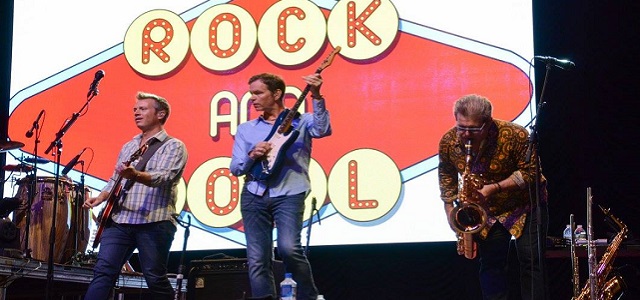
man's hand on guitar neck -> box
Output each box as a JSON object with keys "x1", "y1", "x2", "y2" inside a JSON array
[
  {"x1": 249, "y1": 141, "x2": 273, "y2": 160},
  {"x1": 302, "y1": 73, "x2": 323, "y2": 99},
  {"x1": 119, "y1": 165, "x2": 149, "y2": 185}
]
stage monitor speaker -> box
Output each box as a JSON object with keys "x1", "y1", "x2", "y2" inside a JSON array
[
  {"x1": 187, "y1": 258, "x2": 284, "y2": 300},
  {"x1": 0, "y1": 218, "x2": 20, "y2": 250}
]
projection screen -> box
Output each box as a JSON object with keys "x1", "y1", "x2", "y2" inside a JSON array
[{"x1": 6, "y1": 0, "x2": 536, "y2": 253}]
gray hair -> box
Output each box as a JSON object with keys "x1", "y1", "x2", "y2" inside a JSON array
[{"x1": 453, "y1": 94, "x2": 492, "y2": 122}]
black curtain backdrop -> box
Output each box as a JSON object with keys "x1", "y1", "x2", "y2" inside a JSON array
[
  {"x1": 2, "y1": 1, "x2": 639, "y2": 299},
  {"x1": 534, "y1": 1, "x2": 640, "y2": 241}
]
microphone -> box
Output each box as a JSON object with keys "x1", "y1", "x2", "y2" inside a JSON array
[
  {"x1": 534, "y1": 56, "x2": 575, "y2": 70},
  {"x1": 62, "y1": 147, "x2": 87, "y2": 175},
  {"x1": 25, "y1": 109, "x2": 45, "y2": 138},
  {"x1": 87, "y1": 70, "x2": 105, "y2": 97}
]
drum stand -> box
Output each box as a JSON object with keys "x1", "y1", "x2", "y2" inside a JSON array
[{"x1": 70, "y1": 170, "x2": 87, "y2": 266}]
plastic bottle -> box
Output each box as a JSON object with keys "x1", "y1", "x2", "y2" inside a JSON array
[
  {"x1": 574, "y1": 224, "x2": 587, "y2": 241},
  {"x1": 563, "y1": 224, "x2": 573, "y2": 244},
  {"x1": 280, "y1": 273, "x2": 297, "y2": 300},
  {"x1": 317, "y1": 295, "x2": 326, "y2": 300}
]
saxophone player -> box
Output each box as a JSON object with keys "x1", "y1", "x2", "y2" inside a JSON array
[{"x1": 438, "y1": 94, "x2": 549, "y2": 300}]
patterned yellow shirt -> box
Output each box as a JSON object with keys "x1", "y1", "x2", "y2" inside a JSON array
[{"x1": 438, "y1": 119, "x2": 547, "y2": 239}]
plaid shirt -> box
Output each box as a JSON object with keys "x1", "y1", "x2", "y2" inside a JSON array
[{"x1": 103, "y1": 130, "x2": 187, "y2": 225}]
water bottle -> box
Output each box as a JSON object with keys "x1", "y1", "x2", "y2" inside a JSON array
[
  {"x1": 574, "y1": 225, "x2": 587, "y2": 241},
  {"x1": 563, "y1": 224, "x2": 572, "y2": 245},
  {"x1": 280, "y1": 273, "x2": 297, "y2": 300}
]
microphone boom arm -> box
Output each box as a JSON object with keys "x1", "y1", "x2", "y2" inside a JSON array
[
  {"x1": 45, "y1": 70, "x2": 103, "y2": 155},
  {"x1": 45, "y1": 112, "x2": 80, "y2": 155}
]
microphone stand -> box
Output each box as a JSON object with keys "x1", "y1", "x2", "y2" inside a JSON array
[
  {"x1": 586, "y1": 188, "x2": 597, "y2": 299},
  {"x1": 23, "y1": 115, "x2": 43, "y2": 259},
  {"x1": 44, "y1": 141, "x2": 62, "y2": 300},
  {"x1": 304, "y1": 197, "x2": 320, "y2": 257},
  {"x1": 44, "y1": 91, "x2": 98, "y2": 300},
  {"x1": 173, "y1": 214, "x2": 191, "y2": 300},
  {"x1": 525, "y1": 62, "x2": 552, "y2": 299}
]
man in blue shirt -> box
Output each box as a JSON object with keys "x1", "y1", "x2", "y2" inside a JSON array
[
  {"x1": 83, "y1": 92, "x2": 187, "y2": 300},
  {"x1": 230, "y1": 73, "x2": 331, "y2": 300}
]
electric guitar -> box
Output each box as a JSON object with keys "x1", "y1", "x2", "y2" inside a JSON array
[
  {"x1": 250, "y1": 46, "x2": 341, "y2": 181},
  {"x1": 92, "y1": 143, "x2": 148, "y2": 248}
]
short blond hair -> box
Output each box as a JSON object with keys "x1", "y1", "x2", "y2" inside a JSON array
[{"x1": 137, "y1": 92, "x2": 170, "y2": 124}]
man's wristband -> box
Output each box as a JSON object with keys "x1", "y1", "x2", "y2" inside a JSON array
[
  {"x1": 495, "y1": 182, "x2": 502, "y2": 193},
  {"x1": 311, "y1": 94, "x2": 324, "y2": 99}
]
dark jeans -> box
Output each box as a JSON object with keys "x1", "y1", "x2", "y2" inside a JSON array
[
  {"x1": 241, "y1": 190, "x2": 318, "y2": 300},
  {"x1": 478, "y1": 206, "x2": 549, "y2": 300},
  {"x1": 84, "y1": 221, "x2": 176, "y2": 300}
]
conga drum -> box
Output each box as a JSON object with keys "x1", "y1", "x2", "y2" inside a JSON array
[
  {"x1": 13, "y1": 176, "x2": 73, "y2": 263},
  {"x1": 64, "y1": 185, "x2": 91, "y2": 262}
]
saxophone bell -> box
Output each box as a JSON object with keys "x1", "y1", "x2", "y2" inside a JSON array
[
  {"x1": 450, "y1": 202, "x2": 488, "y2": 234},
  {"x1": 449, "y1": 139, "x2": 488, "y2": 260},
  {"x1": 601, "y1": 275, "x2": 626, "y2": 300}
]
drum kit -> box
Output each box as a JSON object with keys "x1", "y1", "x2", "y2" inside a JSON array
[{"x1": 1, "y1": 140, "x2": 91, "y2": 265}]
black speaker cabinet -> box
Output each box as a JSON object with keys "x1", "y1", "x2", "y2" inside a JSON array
[
  {"x1": 187, "y1": 258, "x2": 284, "y2": 300},
  {"x1": 0, "y1": 218, "x2": 20, "y2": 251}
]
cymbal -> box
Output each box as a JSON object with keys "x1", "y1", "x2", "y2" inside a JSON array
[
  {"x1": 3, "y1": 164, "x2": 33, "y2": 172},
  {"x1": 0, "y1": 141, "x2": 25, "y2": 152},
  {"x1": 22, "y1": 157, "x2": 50, "y2": 164}
]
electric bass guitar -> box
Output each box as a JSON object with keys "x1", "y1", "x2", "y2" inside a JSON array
[
  {"x1": 92, "y1": 143, "x2": 149, "y2": 248},
  {"x1": 250, "y1": 46, "x2": 341, "y2": 181}
]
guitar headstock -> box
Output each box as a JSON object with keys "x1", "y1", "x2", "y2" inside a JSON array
[{"x1": 316, "y1": 46, "x2": 342, "y2": 73}]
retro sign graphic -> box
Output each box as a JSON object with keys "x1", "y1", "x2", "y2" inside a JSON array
[{"x1": 7, "y1": 0, "x2": 535, "y2": 250}]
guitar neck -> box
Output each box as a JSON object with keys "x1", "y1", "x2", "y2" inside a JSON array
[
  {"x1": 103, "y1": 153, "x2": 139, "y2": 205},
  {"x1": 278, "y1": 66, "x2": 326, "y2": 133},
  {"x1": 108, "y1": 175, "x2": 125, "y2": 198},
  {"x1": 278, "y1": 86, "x2": 310, "y2": 133}
]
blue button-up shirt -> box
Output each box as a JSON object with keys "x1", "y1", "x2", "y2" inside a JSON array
[{"x1": 230, "y1": 99, "x2": 331, "y2": 196}]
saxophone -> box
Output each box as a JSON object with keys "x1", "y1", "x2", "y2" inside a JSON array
[
  {"x1": 450, "y1": 140, "x2": 487, "y2": 259},
  {"x1": 573, "y1": 205, "x2": 628, "y2": 300}
]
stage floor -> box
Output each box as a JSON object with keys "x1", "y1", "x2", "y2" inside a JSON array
[{"x1": 0, "y1": 255, "x2": 187, "y2": 299}]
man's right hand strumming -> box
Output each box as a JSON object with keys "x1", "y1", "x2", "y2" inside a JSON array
[
  {"x1": 83, "y1": 192, "x2": 109, "y2": 208},
  {"x1": 249, "y1": 142, "x2": 272, "y2": 160}
]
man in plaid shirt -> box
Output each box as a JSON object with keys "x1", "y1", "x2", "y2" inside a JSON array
[{"x1": 84, "y1": 92, "x2": 187, "y2": 300}]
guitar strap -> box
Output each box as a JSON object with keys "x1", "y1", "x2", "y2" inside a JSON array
[{"x1": 121, "y1": 136, "x2": 173, "y2": 196}]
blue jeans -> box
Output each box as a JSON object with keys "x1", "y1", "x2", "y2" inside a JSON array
[
  {"x1": 241, "y1": 190, "x2": 319, "y2": 300},
  {"x1": 84, "y1": 221, "x2": 176, "y2": 300},
  {"x1": 478, "y1": 206, "x2": 549, "y2": 300}
]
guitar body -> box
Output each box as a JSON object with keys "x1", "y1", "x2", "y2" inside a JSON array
[
  {"x1": 250, "y1": 109, "x2": 300, "y2": 181},
  {"x1": 92, "y1": 185, "x2": 122, "y2": 248},
  {"x1": 92, "y1": 143, "x2": 148, "y2": 249}
]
